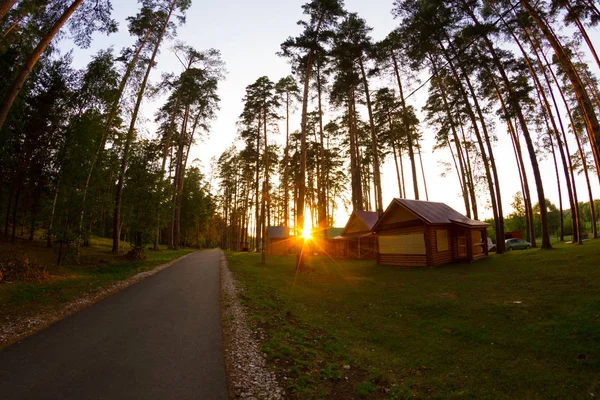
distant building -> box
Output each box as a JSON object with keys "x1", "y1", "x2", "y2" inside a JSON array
[
  {"x1": 330, "y1": 210, "x2": 379, "y2": 259},
  {"x1": 266, "y1": 226, "x2": 293, "y2": 256},
  {"x1": 373, "y1": 199, "x2": 490, "y2": 267}
]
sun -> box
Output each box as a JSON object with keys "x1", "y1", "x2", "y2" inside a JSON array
[{"x1": 302, "y1": 216, "x2": 312, "y2": 240}]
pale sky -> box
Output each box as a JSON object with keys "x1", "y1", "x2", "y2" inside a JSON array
[{"x1": 64, "y1": 0, "x2": 600, "y2": 227}]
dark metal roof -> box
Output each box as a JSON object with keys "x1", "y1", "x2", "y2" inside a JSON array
[
  {"x1": 267, "y1": 226, "x2": 289, "y2": 239},
  {"x1": 341, "y1": 210, "x2": 380, "y2": 236},
  {"x1": 395, "y1": 199, "x2": 489, "y2": 226},
  {"x1": 373, "y1": 199, "x2": 489, "y2": 230},
  {"x1": 354, "y1": 210, "x2": 379, "y2": 230}
]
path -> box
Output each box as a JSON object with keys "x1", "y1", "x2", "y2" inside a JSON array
[{"x1": 0, "y1": 249, "x2": 228, "y2": 400}]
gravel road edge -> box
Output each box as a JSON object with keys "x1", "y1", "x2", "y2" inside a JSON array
[{"x1": 220, "y1": 252, "x2": 284, "y2": 400}]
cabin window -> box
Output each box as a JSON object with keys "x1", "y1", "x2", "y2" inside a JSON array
[
  {"x1": 472, "y1": 229, "x2": 485, "y2": 255},
  {"x1": 436, "y1": 229, "x2": 449, "y2": 252},
  {"x1": 379, "y1": 234, "x2": 426, "y2": 255}
]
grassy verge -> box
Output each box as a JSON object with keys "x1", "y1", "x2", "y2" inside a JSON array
[
  {"x1": 226, "y1": 240, "x2": 600, "y2": 399},
  {"x1": 0, "y1": 237, "x2": 193, "y2": 340}
]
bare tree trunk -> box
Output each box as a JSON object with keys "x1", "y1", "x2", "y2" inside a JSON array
[
  {"x1": 458, "y1": 122, "x2": 478, "y2": 220},
  {"x1": 113, "y1": 0, "x2": 178, "y2": 253},
  {"x1": 82, "y1": 31, "x2": 150, "y2": 246},
  {"x1": 261, "y1": 107, "x2": 269, "y2": 264},
  {"x1": 316, "y1": 64, "x2": 327, "y2": 229},
  {"x1": 442, "y1": 34, "x2": 506, "y2": 252},
  {"x1": 520, "y1": 0, "x2": 600, "y2": 180},
  {"x1": 389, "y1": 122, "x2": 403, "y2": 197},
  {"x1": 283, "y1": 92, "x2": 290, "y2": 228},
  {"x1": 524, "y1": 32, "x2": 581, "y2": 243},
  {"x1": 0, "y1": 0, "x2": 18, "y2": 21},
  {"x1": 154, "y1": 53, "x2": 189, "y2": 250},
  {"x1": 417, "y1": 143, "x2": 428, "y2": 201},
  {"x1": 171, "y1": 104, "x2": 190, "y2": 249},
  {"x1": 432, "y1": 53, "x2": 500, "y2": 235},
  {"x1": 358, "y1": 55, "x2": 383, "y2": 215},
  {"x1": 391, "y1": 51, "x2": 419, "y2": 199},
  {"x1": 571, "y1": 11, "x2": 600, "y2": 72},
  {"x1": 348, "y1": 89, "x2": 363, "y2": 210},
  {"x1": 432, "y1": 80, "x2": 470, "y2": 216},
  {"x1": 255, "y1": 118, "x2": 261, "y2": 252},
  {"x1": 47, "y1": 174, "x2": 61, "y2": 247},
  {"x1": 0, "y1": 0, "x2": 83, "y2": 131},
  {"x1": 447, "y1": 136, "x2": 470, "y2": 218},
  {"x1": 399, "y1": 146, "x2": 407, "y2": 198}
]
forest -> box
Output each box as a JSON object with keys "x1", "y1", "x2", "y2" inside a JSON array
[
  {"x1": 0, "y1": 0, "x2": 599, "y2": 265},
  {"x1": 216, "y1": 0, "x2": 600, "y2": 256},
  {"x1": 0, "y1": 0, "x2": 223, "y2": 264}
]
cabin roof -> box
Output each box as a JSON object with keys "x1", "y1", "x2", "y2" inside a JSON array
[
  {"x1": 267, "y1": 226, "x2": 289, "y2": 239},
  {"x1": 354, "y1": 210, "x2": 379, "y2": 230},
  {"x1": 373, "y1": 199, "x2": 489, "y2": 231},
  {"x1": 341, "y1": 210, "x2": 379, "y2": 236}
]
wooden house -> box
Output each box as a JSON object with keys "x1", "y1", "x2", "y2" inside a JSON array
[
  {"x1": 266, "y1": 226, "x2": 293, "y2": 255},
  {"x1": 372, "y1": 199, "x2": 490, "y2": 267},
  {"x1": 330, "y1": 210, "x2": 379, "y2": 259}
]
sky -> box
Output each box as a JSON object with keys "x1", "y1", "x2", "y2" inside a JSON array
[{"x1": 64, "y1": 0, "x2": 600, "y2": 228}]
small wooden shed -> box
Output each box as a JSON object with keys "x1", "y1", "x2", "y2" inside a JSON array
[
  {"x1": 331, "y1": 210, "x2": 379, "y2": 259},
  {"x1": 266, "y1": 226, "x2": 293, "y2": 255},
  {"x1": 372, "y1": 199, "x2": 489, "y2": 267}
]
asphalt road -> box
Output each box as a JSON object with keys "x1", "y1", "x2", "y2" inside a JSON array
[{"x1": 0, "y1": 249, "x2": 228, "y2": 400}]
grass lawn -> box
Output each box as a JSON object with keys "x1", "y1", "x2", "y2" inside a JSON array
[
  {"x1": 0, "y1": 236, "x2": 193, "y2": 345},
  {"x1": 226, "y1": 240, "x2": 600, "y2": 399}
]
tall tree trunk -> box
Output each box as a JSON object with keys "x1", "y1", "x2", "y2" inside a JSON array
[
  {"x1": 113, "y1": 0, "x2": 178, "y2": 253},
  {"x1": 296, "y1": 12, "x2": 326, "y2": 269},
  {"x1": 441, "y1": 32, "x2": 506, "y2": 251},
  {"x1": 571, "y1": 10, "x2": 600, "y2": 72},
  {"x1": 316, "y1": 64, "x2": 327, "y2": 229},
  {"x1": 399, "y1": 145, "x2": 407, "y2": 198},
  {"x1": 389, "y1": 114, "x2": 403, "y2": 197},
  {"x1": 0, "y1": 0, "x2": 83, "y2": 131},
  {"x1": 391, "y1": 51, "x2": 419, "y2": 199},
  {"x1": 417, "y1": 143, "x2": 429, "y2": 201},
  {"x1": 261, "y1": 106, "x2": 269, "y2": 264},
  {"x1": 432, "y1": 53, "x2": 499, "y2": 234},
  {"x1": 4, "y1": 178, "x2": 14, "y2": 239},
  {"x1": 348, "y1": 89, "x2": 363, "y2": 210},
  {"x1": 255, "y1": 118, "x2": 261, "y2": 252},
  {"x1": 82, "y1": 31, "x2": 150, "y2": 247},
  {"x1": 358, "y1": 54, "x2": 383, "y2": 215},
  {"x1": 506, "y1": 26, "x2": 578, "y2": 243},
  {"x1": 283, "y1": 92, "x2": 290, "y2": 228},
  {"x1": 448, "y1": 136, "x2": 471, "y2": 218},
  {"x1": 154, "y1": 53, "x2": 190, "y2": 250},
  {"x1": 0, "y1": 0, "x2": 17, "y2": 21},
  {"x1": 520, "y1": 0, "x2": 600, "y2": 179},
  {"x1": 47, "y1": 174, "x2": 61, "y2": 247},
  {"x1": 171, "y1": 104, "x2": 190, "y2": 249},
  {"x1": 458, "y1": 122, "x2": 478, "y2": 220},
  {"x1": 523, "y1": 31, "x2": 581, "y2": 243},
  {"x1": 433, "y1": 81, "x2": 471, "y2": 217}
]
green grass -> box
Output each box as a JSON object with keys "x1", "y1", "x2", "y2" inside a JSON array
[
  {"x1": 0, "y1": 237, "x2": 193, "y2": 343},
  {"x1": 226, "y1": 240, "x2": 600, "y2": 399}
]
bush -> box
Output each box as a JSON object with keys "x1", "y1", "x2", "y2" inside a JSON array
[{"x1": 0, "y1": 244, "x2": 46, "y2": 282}]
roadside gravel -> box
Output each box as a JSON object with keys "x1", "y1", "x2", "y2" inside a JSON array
[{"x1": 220, "y1": 253, "x2": 285, "y2": 400}]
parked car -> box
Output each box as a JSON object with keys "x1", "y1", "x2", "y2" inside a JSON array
[
  {"x1": 505, "y1": 238, "x2": 531, "y2": 250},
  {"x1": 487, "y1": 238, "x2": 496, "y2": 252}
]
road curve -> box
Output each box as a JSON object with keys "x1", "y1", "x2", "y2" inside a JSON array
[{"x1": 0, "y1": 249, "x2": 228, "y2": 400}]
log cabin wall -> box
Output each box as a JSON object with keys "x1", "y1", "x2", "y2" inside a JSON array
[
  {"x1": 376, "y1": 225, "x2": 427, "y2": 267},
  {"x1": 428, "y1": 225, "x2": 454, "y2": 267}
]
